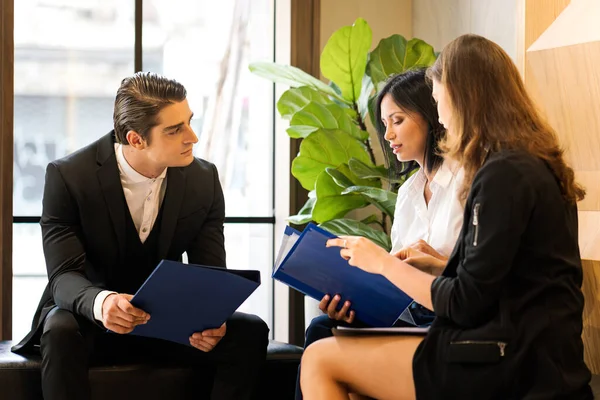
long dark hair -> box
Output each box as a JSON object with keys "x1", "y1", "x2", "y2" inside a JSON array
[
  {"x1": 427, "y1": 34, "x2": 585, "y2": 203},
  {"x1": 374, "y1": 68, "x2": 445, "y2": 179}
]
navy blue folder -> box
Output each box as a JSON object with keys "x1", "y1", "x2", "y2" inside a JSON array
[
  {"x1": 273, "y1": 223, "x2": 413, "y2": 327},
  {"x1": 128, "y1": 260, "x2": 260, "y2": 346}
]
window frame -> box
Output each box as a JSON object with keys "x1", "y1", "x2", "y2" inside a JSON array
[{"x1": 3, "y1": 0, "x2": 284, "y2": 341}]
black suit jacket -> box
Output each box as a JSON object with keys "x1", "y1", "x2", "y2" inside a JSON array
[
  {"x1": 413, "y1": 150, "x2": 592, "y2": 399},
  {"x1": 12, "y1": 132, "x2": 226, "y2": 353}
]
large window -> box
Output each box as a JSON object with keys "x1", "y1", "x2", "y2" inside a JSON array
[{"x1": 12, "y1": 0, "x2": 275, "y2": 341}]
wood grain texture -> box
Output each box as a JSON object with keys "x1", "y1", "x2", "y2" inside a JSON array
[
  {"x1": 576, "y1": 172, "x2": 600, "y2": 212},
  {"x1": 579, "y1": 211, "x2": 600, "y2": 262},
  {"x1": 520, "y1": 0, "x2": 600, "y2": 373},
  {"x1": 526, "y1": 0, "x2": 600, "y2": 219},
  {"x1": 522, "y1": 0, "x2": 570, "y2": 107},
  {"x1": 528, "y1": 41, "x2": 600, "y2": 172},
  {"x1": 289, "y1": 0, "x2": 321, "y2": 346},
  {"x1": 524, "y1": 0, "x2": 571, "y2": 49},
  {"x1": 0, "y1": 0, "x2": 14, "y2": 340}
]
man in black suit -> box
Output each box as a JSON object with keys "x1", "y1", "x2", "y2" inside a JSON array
[{"x1": 11, "y1": 72, "x2": 269, "y2": 400}]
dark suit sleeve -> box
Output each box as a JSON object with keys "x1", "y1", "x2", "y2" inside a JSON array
[
  {"x1": 41, "y1": 162, "x2": 102, "y2": 322},
  {"x1": 186, "y1": 164, "x2": 226, "y2": 268},
  {"x1": 431, "y1": 159, "x2": 536, "y2": 327}
]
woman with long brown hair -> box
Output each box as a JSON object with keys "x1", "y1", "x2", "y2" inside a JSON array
[{"x1": 300, "y1": 33, "x2": 592, "y2": 400}]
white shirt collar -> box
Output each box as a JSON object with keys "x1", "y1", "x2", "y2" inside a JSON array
[
  {"x1": 405, "y1": 158, "x2": 460, "y2": 192},
  {"x1": 115, "y1": 143, "x2": 167, "y2": 184},
  {"x1": 431, "y1": 158, "x2": 460, "y2": 189}
]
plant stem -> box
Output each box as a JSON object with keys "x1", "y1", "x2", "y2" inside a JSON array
[
  {"x1": 354, "y1": 101, "x2": 386, "y2": 234},
  {"x1": 353, "y1": 102, "x2": 377, "y2": 166}
]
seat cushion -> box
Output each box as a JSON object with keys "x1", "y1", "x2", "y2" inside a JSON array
[{"x1": 0, "y1": 339, "x2": 303, "y2": 400}]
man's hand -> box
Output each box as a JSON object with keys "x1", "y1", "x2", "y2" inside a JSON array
[
  {"x1": 319, "y1": 294, "x2": 354, "y2": 323},
  {"x1": 102, "y1": 293, "x2": 150, "y2": 334},
  {"x1": 190, "y1": 323, "x2": 227, "y2": 352}
]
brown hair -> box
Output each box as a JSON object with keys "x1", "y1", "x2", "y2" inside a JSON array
[
  {"x1": 426, "y1": 34, "x2": 585, "y2": 203},
  {"x1": 113, "y1": 72, "x2": 187, "y2": 145}
]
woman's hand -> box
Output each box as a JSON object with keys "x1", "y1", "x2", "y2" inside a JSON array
[
  {"x1": 318, "y1": 294, "x2": 355, "y2": 323},
  {"x1": 326, "y1": 236, "x2": 391, "y2": 275},
  {"x1": 393, "y1": 247, "x2": 446, "y2": 275},
  {"x1": 400, "y1": 239, "x2": 447, "y2": 261}
]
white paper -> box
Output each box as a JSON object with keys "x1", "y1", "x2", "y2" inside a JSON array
[
  {"x1": 274, "y1": 231, "x2": 300, "y2": 271},
  {"x1": 332, "y1": 326, "x2": 430, "y2": 336}
]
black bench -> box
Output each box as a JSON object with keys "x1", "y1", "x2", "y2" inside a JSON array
[
  {"x1": 3, "y1": 339, "x2": 599, "y2": 399},
  {"x1": 0, "y1": 340, "x2": 303, "y2": 400}
]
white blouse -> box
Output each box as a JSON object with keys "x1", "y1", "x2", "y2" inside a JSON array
[{"x1": 390, "y1": 159, "x2": 464, "y2": 258}]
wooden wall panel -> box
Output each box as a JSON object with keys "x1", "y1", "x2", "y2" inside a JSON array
[
  {"x1": 526, "y1": 0, "x2": 600, "y2": 373},
  {"x1": 0, "y1": 0, "x2": 14, "y2": 340},
  {"x1": 288, "y1": 0, "x2": 321, "y2": 346}
]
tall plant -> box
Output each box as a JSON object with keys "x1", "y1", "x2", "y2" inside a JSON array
[{"x1": 250, "y1": 18, "x2": 436, "y2": 251}]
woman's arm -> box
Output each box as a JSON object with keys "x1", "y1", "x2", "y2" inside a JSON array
[
  {"x1": 328, "y1": 156, "x2": 536, "y2": 321},
  {"x1": 327, "y1": 237, "x2": 437, "y2": 310},
  {"x1": 430, "y1": 158, "x2": 535, "y2": 327},
  {"x1": 381, "y1": 256, "x2": 437, "y2": 310},
  {"x1": 393, "y1": 246, "x2": 447, "y2": 275}
]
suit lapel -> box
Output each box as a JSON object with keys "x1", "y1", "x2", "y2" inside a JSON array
[
  {"x1": 96, "y1": 132, "x2": 127, "y2": 261},
  {"x1": 158, "y1": 167, "x2": 185, "y2": 260}
]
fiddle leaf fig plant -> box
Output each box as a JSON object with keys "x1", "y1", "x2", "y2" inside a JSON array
[{"x1": 249, "y1": 18, "x2": 436, "y2": 251}]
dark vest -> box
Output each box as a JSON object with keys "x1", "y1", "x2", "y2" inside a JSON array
[{"x1": 110, "y1": 202, "x2": 164, "y2": 294}]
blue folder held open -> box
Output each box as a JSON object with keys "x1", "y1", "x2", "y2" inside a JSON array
[
  {"x1": 273, "y1": 223, "x2": 414, "y2": 327},
  {"x1": 128, "y1": 260, "x2": 260, "y2": 346}
]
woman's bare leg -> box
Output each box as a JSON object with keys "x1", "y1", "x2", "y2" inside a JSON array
[{"x1": 300, "y1": 335, "x2": 423, "y2": 400}]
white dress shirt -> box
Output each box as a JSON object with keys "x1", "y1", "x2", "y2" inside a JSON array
[
  {"x1": 390, "y1": 159, "x2": 464, "y2": 258},
  {"x1": 92, "y1": 143, "x2": 168, "y2": 322}
]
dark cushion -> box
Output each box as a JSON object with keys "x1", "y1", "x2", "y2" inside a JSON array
[{"x1": 0, "y1": 340, "x2": 303, "y2": 400}]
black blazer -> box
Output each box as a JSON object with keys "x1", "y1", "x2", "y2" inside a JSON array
[
  {"x1": 12, "y1": 132, "x2": 226, "y2": 353},
  {"x1": 413, "y1": 150, "x2": 592, "y2": 399}
]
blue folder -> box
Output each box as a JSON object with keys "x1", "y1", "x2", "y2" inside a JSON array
[
  {"x1": 273, "y1": 223, "x2": 413, "y2": 327},
  {"x1": 128, "y1": 260, "x2": 260, "y2": 346}
]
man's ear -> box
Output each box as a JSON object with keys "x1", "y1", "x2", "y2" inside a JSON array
[{"x1": 125, "y1": 130, "x2": 147, "y2": 150}]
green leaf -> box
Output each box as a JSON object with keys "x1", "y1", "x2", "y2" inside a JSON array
[
  {"x1": 249, "y1": 62, "x2": 349, "y2": 104},
  {"x1": 348, "y1": 158, "x2": 408, "y2": 184},
  {"x1": 319, "y1": 219, "x2": 392, "y2": 251},
  {"x1": 290, "y1": 102, "x2": 368, "y2": 141},
  {"x1": 357, "y1": 75, "x2": 374, "y2": 121},
  {"x1": 326, "y1": 164, "x2": 380, "y2": 189},
  {"x1": 367, "y1": 35, "x2": 437, "y2": 87},
  {"x1": 286, "y1": 125, "x2": 318, "y2": 139},
  {"x1": 292, "y1": 129, "x2": 372, "y2": 190},
  {"x1": 367, "y1": 93, "x2": 378, "y2": 131},
  {"x1": 286, "y1": 194, "x2": 316, "y2": 225},
  {"x1": 277, "y1": 87, "x2": 334, "y2": 120},
  {"x1": 320, "y1": 18, "x2": 372, "y2": 103},
  {"x1": 342, "y1": 186, "x2": 397, "y2": 218},
  {"x1": 312, "y1": 171, "x2": 368, "y2": 223},
  {"x1": 360, "y1": 214, "x2": 381, "y2": 226}
]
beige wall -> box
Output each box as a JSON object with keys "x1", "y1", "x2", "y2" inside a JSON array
[
  {"x1": 413, "y1": 0, "x2": 519, "y2": 63},
  {"x1": 320, "y1": 0, "x2": 412, "y2": 53}
]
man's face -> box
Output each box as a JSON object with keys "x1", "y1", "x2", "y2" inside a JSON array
[{"x1": 144, "y1": 99, "x2": 198, "y2": 169}]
